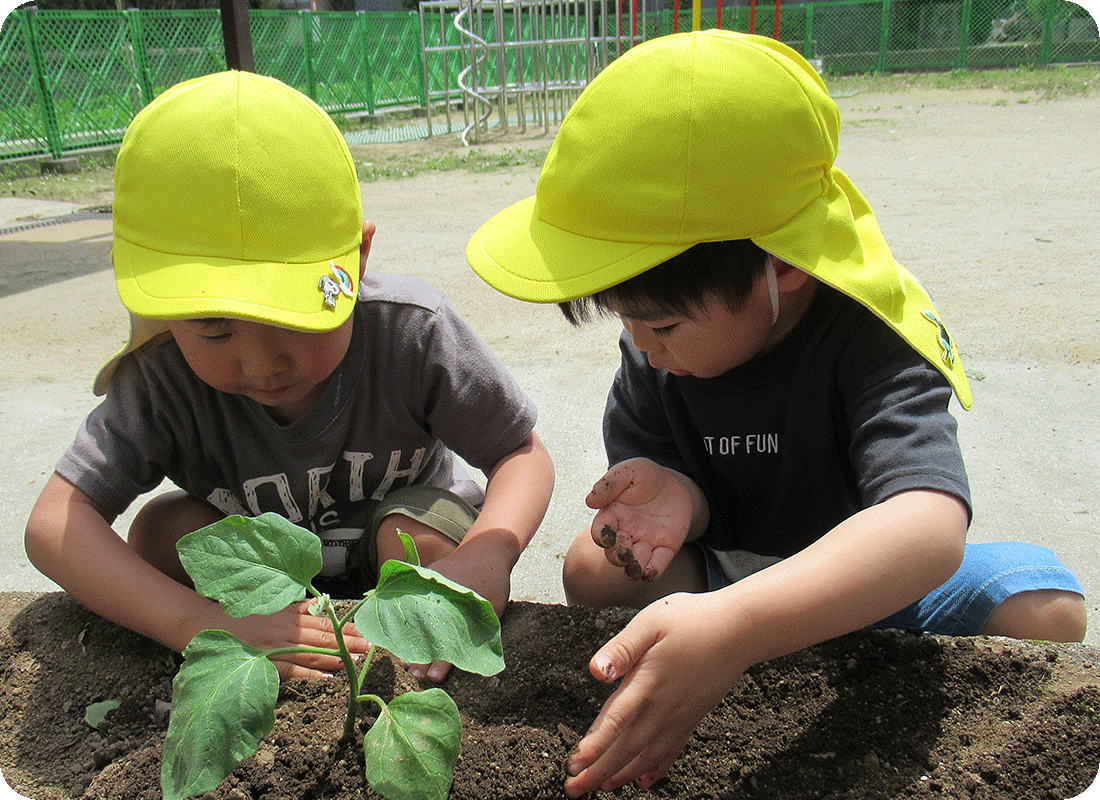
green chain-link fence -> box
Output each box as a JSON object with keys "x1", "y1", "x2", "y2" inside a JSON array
[
  {"x1": 0, "y1": 7, "x2": 428, "y2": 159},
  {"x1": 1, "y1": 1, "x2": 1096, "y2": 161}
]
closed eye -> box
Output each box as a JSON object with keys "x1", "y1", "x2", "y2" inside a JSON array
[{"x1": 191, "y1": 318, "x2": 233, "y2": 341}]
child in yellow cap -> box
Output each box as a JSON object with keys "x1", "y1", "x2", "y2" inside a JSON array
[
  {"x1": 467, "y1": 30, "x2": 1084, "y2": 795},
  {"x1": 26, "y1": 70, "x2": 553, "y2": 683}
]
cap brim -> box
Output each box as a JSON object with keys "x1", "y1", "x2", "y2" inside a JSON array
[
  {"x1": 466, "y1": 195, "x2": 692, "y2": 303},
  {"x1": 92, "y1": 314, "x2": 172, "y2": 396},
  {"x1": 468, "y1": 169, "x2": 971, "y2": 411},
  {"x1": 755, "y1": 168, "x2": 971, "y2": 409},
  {"x1": 112, "y1": 234, "x2": 361, "y2": 332}
]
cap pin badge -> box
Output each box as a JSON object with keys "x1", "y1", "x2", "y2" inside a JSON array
[{"x1": 319, "y1": 261, "x2": 356, "y2": 309}]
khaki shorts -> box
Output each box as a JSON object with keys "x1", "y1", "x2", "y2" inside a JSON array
[
  {"x1": 309, "y1": 485, "x2": 479, "y2": 598},
  {"x1": 357, "y1": 485, "x2": 479, "y2": 584}
]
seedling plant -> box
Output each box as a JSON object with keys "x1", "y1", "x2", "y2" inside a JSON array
[{"x1": 162, "y1": 512, "x2": 505, "y2": 800}]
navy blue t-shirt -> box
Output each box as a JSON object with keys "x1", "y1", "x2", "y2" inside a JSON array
[{"x1": 603, "y1": 283, "x2": 971, "y2": 557}]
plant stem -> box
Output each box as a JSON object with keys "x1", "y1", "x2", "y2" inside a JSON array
[
  {"x1": 358, "y1": 693, "x2": 388, "y2": 712},
  {"x1": 336, "y1": 595, "x2": 371, "y2": 630},
  {"x1": 324, "y1": 599, "x2": 368, "y2": 740},
  {"x1": 264, "y1": 645, "x2": 340, "y2": 659},
  {"x1": 357, "y1": 644, "x2": 376, "y2": 686}
]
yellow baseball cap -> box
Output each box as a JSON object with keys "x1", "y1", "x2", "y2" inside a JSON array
[
  {"x1": 466, "y1": 29, "x2": 971, "y2": 409},
  {"x1": 94, "y1": 70, "x2": 362, "y2": 396}
]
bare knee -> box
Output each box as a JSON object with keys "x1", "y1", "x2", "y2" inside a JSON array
[
  {"x1": 128, "y1": 491, "x2": 223, "y2": 584},
  {"x1": 562, "y1": 532, "x2": 618, "y2": 608},
  {"x1": 375, "y1": 513, "x2": 457, "y2": 569},
  {"x1": 562, "y1": 530, "x2": 706, "y2": 610},
  {"x1": 981, "y1": 589, "x2": 1087, "y2": 643}
]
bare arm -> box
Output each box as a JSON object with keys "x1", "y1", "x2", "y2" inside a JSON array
[
  {"x1": 25, "y1": 472, "x2": 367, "y2": 678},
  {"x1": 26, "y1": 473, "x2": 227, "y2": 653},
  {"x1": 565, "y1": 489, "x2": 968, "y2": 796},
  {"x1": 426, "y1": 430, "x2": 555, "y2": 616}
]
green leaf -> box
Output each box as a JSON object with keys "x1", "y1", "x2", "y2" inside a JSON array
[
  {"x1": 363, "y1": 688, "x2": 461, "y2": 800},
  {"x1": 161, "y1": 630, "x2": 279, "y2": 800},
  {"x1": 177, "y1": 513, "x2": 322, "y2": 617},
  {"x1": 396, "y1": 530, "x2": 420, "y2": 565},
  {"x1": 353, "y1": 561, "x2": 505, "y2": 676},
  {"x1": 83, "y1": 699, "x2": 120, "y2": 730}
]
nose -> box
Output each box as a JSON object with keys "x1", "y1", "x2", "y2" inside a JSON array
[{"x1": 238, "y1": 324, "x2": 292, "y2": 381}]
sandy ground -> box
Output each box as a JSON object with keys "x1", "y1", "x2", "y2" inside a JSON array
[{"x1": 0, "y1": 87, "x2": 1098, "y2": 649}]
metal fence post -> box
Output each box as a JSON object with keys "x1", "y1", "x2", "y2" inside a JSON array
[
  {"x1": 956, "y1": 0, "x2": 972, "y2": 69},
  {"x1": 360, "y1": 12, "x2": 377, "y2": 115},
  {"x1": 300, "y1": 11, "x2": 317, "y2": 100},
  {"x1": 804, "y1": 3, "x2": 814, "y2": 58},
  {"x1": 220, "y1": 0, "x2": 256, "y2": 71},
  {"x1": 876, "y1": 0, "x2": 892, "y2": 73},
  {"x1": 1039, "y1": 0, "x2": 1053, "y2": 65},
  {"x1": 22, "y1": 8, "x2": 64, "y2": 159},
  {"x1": 124, "y1": 9, "x2": 154, "y2": 110}
]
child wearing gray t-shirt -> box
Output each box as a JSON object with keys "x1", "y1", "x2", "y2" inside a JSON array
[{"x1": 25, "y1": 70, "x2": 553, "y2": 684}]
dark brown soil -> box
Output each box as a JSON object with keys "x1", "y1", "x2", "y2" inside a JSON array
[{"x1": 2, "y1": 591, "x2": 1099, "y2": 800}]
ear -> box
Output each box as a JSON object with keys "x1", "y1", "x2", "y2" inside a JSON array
[
  {"x1": 359, "y1": 220, "x2": 376, "y2": 279},
  {"x1": 769, "y1": 255, "x2": 812, "y2": 293}
]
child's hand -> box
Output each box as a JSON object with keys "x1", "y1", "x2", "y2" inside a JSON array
[
  {"x1": 228, "y1": 599, "x2": 372, "y2": 681},
  {"x1": 403, "y1": 543, "x2": 513, "y2": 683},
  {"x1": 586, "y1": 459, "x2": 701, "y2": 582},
  {"x1": 564, "y1": 591, "x2": 749, "y2": 796}
]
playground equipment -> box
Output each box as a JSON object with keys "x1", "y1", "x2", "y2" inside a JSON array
[
  {"x1": 419, "y1": 0, "x2": 781, "y2": 144},
  {"x1": 418, "y1": 0, "x2": 620, "y2": 144}
]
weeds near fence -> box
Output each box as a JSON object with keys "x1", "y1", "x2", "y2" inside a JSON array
[
  {"x1": 355, "y1": 147, "x2": 549, "y2": 182},
  {"x1": 826, "y1": 62, "x2": 1100, "y2": 99}
]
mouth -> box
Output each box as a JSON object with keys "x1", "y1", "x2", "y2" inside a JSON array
[
  {"x1": 649, "y1": 358, "x2": 690, "y2": 377},
  {"x1": 251, "y1": 383, "x2": 298, "y2": 403}
]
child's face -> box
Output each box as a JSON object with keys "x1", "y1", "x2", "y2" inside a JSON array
[
  {"x1": 164, "y1": 221, "x2": 374, "y2": 424},
  {"x1": 166, "y1": 315, "x2": 354, "y2": 424},
  {"x1": 613, "y1": 270, "x2": 782, "y2": 380}
]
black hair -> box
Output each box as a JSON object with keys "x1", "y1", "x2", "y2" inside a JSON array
[{"x1": 558, "y1": 239, "x2": 770, "y2": 325}]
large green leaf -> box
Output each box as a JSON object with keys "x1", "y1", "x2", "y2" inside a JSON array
[
  {"x1": 353, "y1": 561, "x2": 504, "y2": 676},
  {"x1": 177, "y1": 513, "x2": 322, "y2": 617},
  {"x1": 161, "y1": 630, "x2": 279, "y2": 800},
  {"x1": 363, "y1": 688, "x2": 461, "y2": 800}
]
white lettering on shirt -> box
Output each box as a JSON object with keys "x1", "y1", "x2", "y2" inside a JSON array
[
  {"x1": 702, "y1": 433, "x2": 780, "y2": 455},
  {"x1": 203, "y1": 447, "x2": 428, "y2": 528}
]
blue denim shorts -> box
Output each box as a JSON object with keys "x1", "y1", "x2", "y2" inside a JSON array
[
  {"x1": 875, "y1": 541, "x2": 1084, "y2": 635},
  {"x1": 700, "y1": 541, "x2": 1084, "y2": 636}
]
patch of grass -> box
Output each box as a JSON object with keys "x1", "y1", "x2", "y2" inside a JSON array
[
  {"x1": 826, "y1": 63, "x2": 1100, "y2": 99},
  {"x1": 355, "y1": 147, "x2": 548, "y2": 182},
  {"x1": 1073, "y1": 690, "x2": 1100, "y2": 723},
  {"x1": 0, "y1": 151, "x2": 116, "y2": 206}
]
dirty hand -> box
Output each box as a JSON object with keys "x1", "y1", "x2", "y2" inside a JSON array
[
  {"x1": 565, "y1": 591, "x2": 749, "y2": 796},
  {"x1": 586, "y1": 458, "x2": 699, "y2": 582}
]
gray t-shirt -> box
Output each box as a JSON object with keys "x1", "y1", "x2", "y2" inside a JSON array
[{"x1": 58, "y1": 272, "x2": 537, "y2": 575}]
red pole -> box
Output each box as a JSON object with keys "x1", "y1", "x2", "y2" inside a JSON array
[
  {"x1": 749, "y1": 0, "x2": 755, "y2": 33},
  {"x1": 632, "y1": 0, "x2": 638, "y2": 44},
  {"x1": 673, "y1": 0, "x2": 680, "y2": 32},
  {"x1": 617, "y1": 0, "x2": 622, "y2": 53},
  {"x1": 774, "y1": 0, "x2": 780, "y2": 38},
  {"x1": 716, "y1": 0, "x2": 722, "y2": 29}
]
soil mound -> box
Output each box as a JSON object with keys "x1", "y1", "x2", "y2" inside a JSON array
[{"x1": 2, "y1": 592, "x2": 1098, "y2": 800}]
